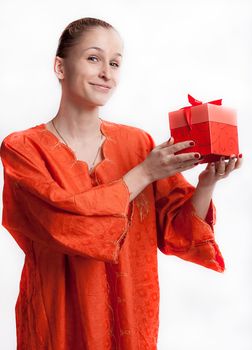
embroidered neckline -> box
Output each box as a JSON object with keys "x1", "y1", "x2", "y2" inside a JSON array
[{"x1": 37, "y1": 117, "x2": 110, "y2": 176}]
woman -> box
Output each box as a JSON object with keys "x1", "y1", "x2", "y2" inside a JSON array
[{"x1": 0, "y1": 17, "x2": 242, "y2": 350}]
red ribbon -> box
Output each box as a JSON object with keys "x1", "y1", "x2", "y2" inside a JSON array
[{"x1": 180, "y1": 94, "x2": 222, "y2": 129}]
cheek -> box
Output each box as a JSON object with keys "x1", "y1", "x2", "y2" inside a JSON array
[
  {"x1": 113, "y1": 71, "x2": 120, "y2": 85},
  {"x1": 78, "y1": 65, "x2": 100, "y2": 84},
  {"x1": 64, "y1": 60, "x2": 87, "y2": 78},
  {"x1": 64, "y1": 65, "x2": 78, "y2": 85}
]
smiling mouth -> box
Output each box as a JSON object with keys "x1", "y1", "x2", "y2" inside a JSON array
[
  {"x1": 90, "y1": 83, "x2": 111, "y2": 90},
  {"x1": 90, "y1": 83, "x2": 112, "y2": 91}
]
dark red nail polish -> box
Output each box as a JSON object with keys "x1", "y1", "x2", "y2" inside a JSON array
[
  {"x1": 194, "y1": 162, "x2": 199, "y2": 166},
  {"x1": 239, "y1": 153, "x2": 243, "y2": 158},
  {"x1": 189, "y1": 141, "x2": 195, "y2": 146},
  {"x1": 194, "y1": 154, "x2": 200, "y2": 158}
]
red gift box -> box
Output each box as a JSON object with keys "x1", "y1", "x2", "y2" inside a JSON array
[{"x1": 168, "y1": 94, "x2": 239, "y2": 163}]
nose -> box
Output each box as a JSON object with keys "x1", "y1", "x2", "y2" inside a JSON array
[{"x1": 99, "y1": 61, "x2": 112, "y2": 80}]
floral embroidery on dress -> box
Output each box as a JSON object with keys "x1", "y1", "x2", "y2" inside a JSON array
[{"x1": 135, "y1": 192, "x2": 149, "y2": 222}]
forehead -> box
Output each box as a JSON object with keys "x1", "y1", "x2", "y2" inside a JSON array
[{"x1": 75, "y1": 27, "x2": 123, "y2": 56}]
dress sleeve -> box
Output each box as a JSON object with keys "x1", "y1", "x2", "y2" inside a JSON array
[
  {"x1": 0, "y1": 134, "x2": 132, "y2": 263},
  {"x1": 141, "y1": 130, "x2": 225, "y2": 273},
  {"x1": 154, "y1": 174, "x2": 225, "y2": 273}
]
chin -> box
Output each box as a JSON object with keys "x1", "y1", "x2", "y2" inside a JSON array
[{"x1": 93, "y1": 97, "x2": 111, "y2": 107}]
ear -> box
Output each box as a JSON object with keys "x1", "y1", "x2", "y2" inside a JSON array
[{"x1": 54, "y1": 56, "x2": 64, "y2": 80}]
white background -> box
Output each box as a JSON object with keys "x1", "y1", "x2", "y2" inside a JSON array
[{"x1": 0, "y1": 0, "x2": 252, "y2": 349}]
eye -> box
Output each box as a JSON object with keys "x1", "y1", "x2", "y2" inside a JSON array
[
  {"x1": 87, "y1": 56, "x2": 98, "y2": 62},
  {"x1": 87, "y1": 56, "x2": 120, "y2": 68},
  {"x1": 111, "y1": 62, "x2": 120, "y2": 68}
]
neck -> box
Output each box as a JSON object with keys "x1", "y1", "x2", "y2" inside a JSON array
[{"x1": 52, "y1": 97, "x2": 102, "y2": 142}]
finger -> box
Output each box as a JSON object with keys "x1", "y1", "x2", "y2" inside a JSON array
[
  {"x1": 235, "y1": 154, "x2": 243, "y2": 169},
  {"x1": 216, "y1": 156, "x2": 226, "y2": 175},
  {"x1": 208, "y1": 162, "x2": 216, "y2": 174},
  {"x1": 157, "y1": 136, "x2": 175, "y2": 149},
  {"x1": 173, "y1": 155, "x2": 203, "y2": 171},
  {"x1": 225, "y1": 154, "x2": 236, "y2": 175},
  {"x1": 173, "y1": 152, "x2": 202, "y2": 163},
  {"x1": 205, "y1": 162, "x2": 216, "y2": 173},
  {"x1": 166, "y1": 139, "x2": 196, "y2": 154}
]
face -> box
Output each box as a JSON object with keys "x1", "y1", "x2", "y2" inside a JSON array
[{"x1": 55, "y1": 27, "x2": 123, "y2": 107}]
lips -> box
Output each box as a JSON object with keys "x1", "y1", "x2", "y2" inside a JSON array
[{"x1": 90, "y1": 83, "x2": 112, "y2": 89}]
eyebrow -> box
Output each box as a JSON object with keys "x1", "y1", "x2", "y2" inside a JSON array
[{"x1": 82, "y1": 46, "x2": 122, "y2": 57}]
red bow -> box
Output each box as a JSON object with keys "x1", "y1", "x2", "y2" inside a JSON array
[{"x1": 180, "y1": 94, "x2": 222, "y2": 129}]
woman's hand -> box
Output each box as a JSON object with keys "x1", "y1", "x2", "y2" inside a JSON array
[
  {"x1": 189, "y1": 154, "x2": 242, "y2": 221},
  {"x1": 141, "y1": 136, "x2": 201, "y2": 182},
  {"x1": 197, "y1": 154, "x2": 243, "y2": 187}
]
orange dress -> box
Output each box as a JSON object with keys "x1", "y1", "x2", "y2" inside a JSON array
[{"x1": 0, "y1": 118, "x2": 225, "y2": 350}]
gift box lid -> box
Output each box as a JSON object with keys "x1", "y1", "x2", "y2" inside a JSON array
[{"x1": 169, "y1": 103, "x2": 237, "y2": 129}]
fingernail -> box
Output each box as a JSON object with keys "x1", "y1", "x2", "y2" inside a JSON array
[
  {"x1": 221, "y1": 156, "x2": 225, "y2": 161},
  {"x1": 194, "y1": 153, "x2": 200, "y2": 158},
  {"x1": 189, "y1": 141, "x2": 195, "y2": 146},
  {"x1": 194, "y1": 162, "x2": 199, "y2": 166},
  {"x1": 167, "y1": 137, "x2": 171, "y2": 143},
  {"x1": 211, "y1": 162, "x2": 215, "y2": 166},
  {"x1": 239, "y1": 153, "x2": 243, "y2": 158}
]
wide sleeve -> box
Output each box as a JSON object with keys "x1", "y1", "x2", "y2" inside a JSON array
[
  {"x1": 0, "y1": 134, "x2": 132, "y2": 263},
  {"x1": 142, "y1": 130, "x2": 225, "y2": 273}
]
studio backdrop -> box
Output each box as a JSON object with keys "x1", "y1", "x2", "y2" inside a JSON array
[{"x1": 0, "y1": 0, "x2": 251, "y2": 349}]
